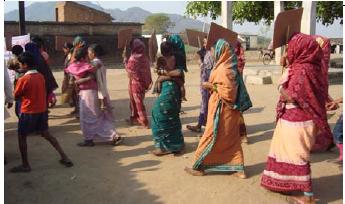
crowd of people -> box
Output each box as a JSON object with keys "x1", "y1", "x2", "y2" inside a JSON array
[{"x1": 4, "y1": 31, "x2": 343, "y2": 204}]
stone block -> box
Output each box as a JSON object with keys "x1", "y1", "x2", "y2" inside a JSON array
[{"x1": 245, "y1": 75, "x2": 273, "y2": 85}]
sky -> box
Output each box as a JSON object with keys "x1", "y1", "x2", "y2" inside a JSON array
[{"x1": 4, "y1": 1, "x2": 343, "y2": 38}]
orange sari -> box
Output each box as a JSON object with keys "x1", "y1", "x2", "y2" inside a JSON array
[{"x1": 192, "y1": 40, "x2": 245, "y2": 172}]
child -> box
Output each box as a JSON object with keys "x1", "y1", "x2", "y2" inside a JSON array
[
  {"x1": 11, "y1": 52, "x2": 73, "y2": 173},
  {"x1": 154, "y1": 42, "x2": 187, "y2": 101}
]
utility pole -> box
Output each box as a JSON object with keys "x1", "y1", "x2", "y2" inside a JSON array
[{"x1": 19, "y1": 1, "x2": 26, "y2": 35}]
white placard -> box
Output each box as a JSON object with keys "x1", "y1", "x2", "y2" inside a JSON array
[{"x1": 11, "y1": 34, "x2": 30, "y2": 50}]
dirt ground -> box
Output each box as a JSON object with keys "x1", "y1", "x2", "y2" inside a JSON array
[{"x1": 4, "y1": 63, "x2": 343, "y2": 204}]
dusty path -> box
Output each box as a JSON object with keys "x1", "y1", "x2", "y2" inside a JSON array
[{"x1": 4, "y1": 64, "x2": 343, "y2": 204}]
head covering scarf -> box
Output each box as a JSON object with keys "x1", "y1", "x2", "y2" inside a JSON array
[
  {"x1": 167, "y1": 34, "x2": 187, "y2": 72},
  {"x1": 213, "y1": 39, "x2": 252, "y2": 112},
  {"x1": 277, "y1": 33, "x2": 327, "y2": 129},
  {"x1": 25, "y1": 42, "x2": 58, "y2": 93},
  {"x1": 234, "y1": 40, "x2": 245, "y2": 74},
  {"x1": 126, "y1": 39, "x2": 152, "y2": 91}
]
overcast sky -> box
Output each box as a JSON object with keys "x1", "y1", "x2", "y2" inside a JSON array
[{"x1": 4, "y1": 1, "x2": 343, "y2": 38}]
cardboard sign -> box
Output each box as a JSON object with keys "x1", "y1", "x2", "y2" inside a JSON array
[
  {"x1": 11, "y1": 34, "x2": 30, "y2": 50},
  {"x1": 118, "y1": 29, "x2": 133, "y2": 49},
  {"x1": 186, "y1": 29, "x2": 207, "y2": 48},
  {"x1": 148, "y1": 30, "x2": 158, "y2": 63},
  {"x1": 206, "y1": 22, "x2": 238, "y2": 49},
  {"x1": 272, "y1": 8, "x2": 303, "y2": 49}
]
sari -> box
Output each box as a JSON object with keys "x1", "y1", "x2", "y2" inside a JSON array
[
  {"x1": 192, "y1": 39, "x2": 252, "y2": 172},
  {"x1": 125, "y1": 39, "x2": 152, "y2": 127},
  {"x1": 311, "y1": 35, "x2": 334, "y2": 152},
  {"x1": 66, "y1": 61, "x2": 118, "y2": 142},
  {"x1": 151, "y1": 80, "x2": 184, "y2": 152},
  {"x1": 198, "y1": 51, "x2": 214, "y2": 126},
  {"x1": 261, "y1": 33, "x2": 326, "y2": 192},
  {"x1": 235, "y1": 40, "x2": 247, "y2": 138}
]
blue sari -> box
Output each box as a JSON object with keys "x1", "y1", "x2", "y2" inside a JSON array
[{"x1": 151, "y1": 81, "x2": 184, "y2": 152}]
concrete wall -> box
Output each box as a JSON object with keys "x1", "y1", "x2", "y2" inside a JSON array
[
  {"x1": 56, "y1": 1, "x2": 113, "y2": 23},
  {"x1": 4, "y1": 21, "x2": 144, "y2": 67}
]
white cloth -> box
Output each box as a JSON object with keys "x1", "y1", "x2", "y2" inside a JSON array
[
  {"x1": 4, "y1": 65, "x2": 14, "y2": 119},
  {"x1": 92, "y1": 58, "x2": 109, "y2": 100}
]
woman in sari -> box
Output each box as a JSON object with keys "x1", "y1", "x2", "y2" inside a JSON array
[
  {"x1": 150, "y1": 42, "x2": 185, "y2": 156},
  {"x1": 235, "y1": 40, "x2": 248, "y2": 143},
  {"x1": 184, "y1": 39, "x2": 252, "y2": 178},
  {"x1": 261, "y1": 33, "x2": 327, "y2": 204},
  {"x1": 187, "y1": 37, "x2": 215, "y2": 132},
  {"x1": 66, "y1": 47, "x2": 120, "y2": 147},
  {"x1": 125, "y1": 39, "x2": 152, "y2": 129}
]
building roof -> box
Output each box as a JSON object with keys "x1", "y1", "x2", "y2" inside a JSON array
[
  {"x1": 57, "y1": 1, "x2": 114, "y2": 21},
  {"x1": 5, "y1": 21, "x2": 143, "y2": 26}
]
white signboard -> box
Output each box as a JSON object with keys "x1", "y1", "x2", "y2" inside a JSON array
[{"x1": 11, "y1": 34, "x2": 30, "y2": 50}]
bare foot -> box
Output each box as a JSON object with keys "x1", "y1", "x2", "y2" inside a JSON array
[
  {"x1": 287, "y1": 195, "x2": 316, "y2": 204},
  {"x1": 186, "y1": 125, "x2": 201, "y2": 133},
  {"x1": 233, "y1": 171, "x2": 247, "y2": 179},
  {"x1": 148, "y1": 149, "x2": 171, "y2": 156},
  {"x1": 241, "y1": 136, "x2": 248, "y2": 143},
  {"x1": 184, "y1": 167, "x2": 205, "y2": 176}
]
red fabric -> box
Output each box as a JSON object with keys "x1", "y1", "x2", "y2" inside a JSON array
[
  {"x1": 14, "y1": 73, "x2": 47, "y2": 113},
  {"x1": 276, "y1": 33, "x2": 328, "y2": 131},
  {"x1": 310, "y1": 35, "x2": 333, "y2": 152},
  {"x1": 126, "y1": 39, "x2": 152, "y2": 92},
  {"x1": 265, "y1": 157, "x2": 310, "y2": 176},
  {"x1": 261, "y1": 156, "x2": 312, "y2": 192},
  {"x1": 235, "y1": 40, "x2": 245, "y2": 75},
  {"x1": 129, "y1": 83, "x2": 148, "y2": 126}
]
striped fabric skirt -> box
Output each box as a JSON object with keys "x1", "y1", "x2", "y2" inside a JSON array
[{"x1": 261, "y1": 119, "x2": 317, "y2": 192}]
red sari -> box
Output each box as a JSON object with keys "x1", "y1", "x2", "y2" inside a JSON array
[
  {"x1": 261, "y1": 33, "x2": 327, "y2": 192},
  {"x1": 311, "y1": 35, "x2": 334, "y2": 152},
  {"x1": 125, "y1": 39, "x2": 152, "y2": 126}
]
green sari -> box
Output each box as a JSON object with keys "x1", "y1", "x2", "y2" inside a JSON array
[{"x1": 151, "y1": 81, "x2": 184, "y2": 152}]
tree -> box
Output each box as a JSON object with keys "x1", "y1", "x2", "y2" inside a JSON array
[
  {"x1": 143, "y1": 14, "x2": 175, "y2": 34},
  {"x1": 185, "y1": 1, "x2": 343, "y2": 26}
]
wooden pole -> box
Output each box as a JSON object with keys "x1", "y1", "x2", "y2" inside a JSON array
[{"x1": 18, "y1": 1, "x2": 26, "y2": 35}]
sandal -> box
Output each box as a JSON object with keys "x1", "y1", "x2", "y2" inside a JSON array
[
  {"x1": 148, "y1": 149, "x2": 171, "y2": 156},
  {"x1": 184, "y1": 167, "x2": 205, "y2": 176},
  {"x1": 186, "y1": 125, "x2": 201, "y2": 133},
  {"x1": 77, "y1": 140, "x2": 95, "y2": 147},
  {"x1": 59, "y1": 159, "x2": 74, "y2": 167},
  {"x1": 112, "y1": 136, "x2": 124, "y2": 146},
  {"x1": 10, "y1": 165, "x2": 31, "y2": 173}
]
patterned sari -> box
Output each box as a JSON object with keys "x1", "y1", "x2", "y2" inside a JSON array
[
  {"x1": 261, "y1": 33, "x2": 326, "y2": 192},
  {"x1": 151, "y1": 81, "x2": 184, "y2": 152},
  {"x1": 198, "y1": 51, "x2": 214, "y2": 126},
  {"x1": 125, "y1": 39, "x2": 152, "y2": 127},
  {"x1": 235, "y1": 40, "x2": 247, "y2": 138},
  {"x1": 192, "y1": 39, "x2": 252, "y2": 172},
  {"x1": 311, "y1": 35, "x2": 334, "y2": 152}
]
